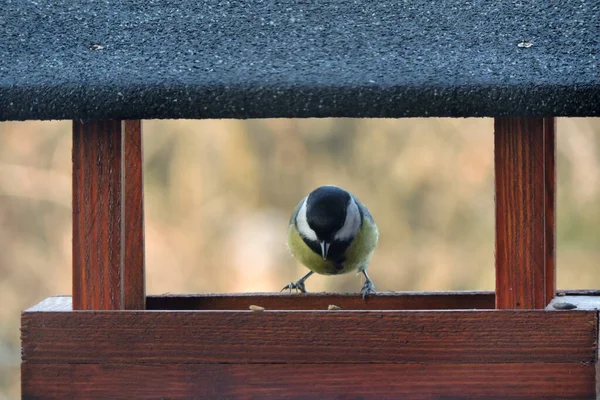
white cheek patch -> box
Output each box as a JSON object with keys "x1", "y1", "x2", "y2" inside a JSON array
[
  {"x1": 296, "y1": 198, "x2": 318, "y2": 241},
  {"x1": 334, "y1": 197, "x2": 361, "y2": 241}
]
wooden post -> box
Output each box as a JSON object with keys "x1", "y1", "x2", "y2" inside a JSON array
[
  {"x1": 494, "y1": 117, "x2": 556, "y2": 309},
  {"x1": 72, "y1": 120, "x2": 145, "y2": 311},
  {"x1": 123, "y1": 120, "x2": 146, "y2": 310}
]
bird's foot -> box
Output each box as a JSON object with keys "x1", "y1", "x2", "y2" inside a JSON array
[
  {"x1": 281, "y1": 280, "x2": 307, "y2": 294},
  {"x1": 281, "y1": 271, "x2": 314, "y2": 294},
  {"x1": 360, "y1": 278, "x2": 376, "y2": 300}
]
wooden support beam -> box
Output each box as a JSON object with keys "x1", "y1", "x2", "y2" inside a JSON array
[
  {"x1": 24, "y1": 291, "x2": 598, "y2": 313},
  {"x1": 22, "y1": 362, "x2": 596, "y2": 400},
  {"x1": 494, "y1": 117, "x2": 556, "y2": 309},
  {"x1": 146, "y1": 291, "x2": 496, "y2": 310},
  {"x1": 21, "y1": 310, "x2": 596, "y2": 364},
  {"x1": 72, "y1": 120, "x2": 145, "y2": 311},
  {"x1": 123, "y1": 120, "x2": 146, "y2": 310}
]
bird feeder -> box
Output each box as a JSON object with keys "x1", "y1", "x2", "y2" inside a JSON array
[{"x1": 3, "y1": 0, "x2": 599, "y2": 398}]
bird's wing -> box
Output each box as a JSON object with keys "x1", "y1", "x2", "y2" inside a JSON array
[
  {"x1": 352, "y1": 194, "x2": 375, "y2": 225},
  {"x1": 288, "y1": 196, "x2": 306, "y2": 227}
]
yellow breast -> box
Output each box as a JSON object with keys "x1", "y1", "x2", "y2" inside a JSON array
[{"x1": 286, "y1": 221, "x2": 378, "y2": 276}]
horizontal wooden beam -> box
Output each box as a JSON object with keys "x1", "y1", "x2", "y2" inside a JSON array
[
  {"x1": 546, "y1": 295, "x2": 600, "y2": 311},
  {"x1": 22, "y1": 309, "x2": 596, "y2": 364},
  {"x1": 27, "y1": 292, "x2": 496, "y2": 312},
  {"x1": 146, "y1": 291, "x2": 496, "y2": 310},
  {"x1": 21, "y1": 362, "x2": 596, "y2": 400},
  {"x1": 28, "y1": 291, "x2": 598, "y2": 313}
]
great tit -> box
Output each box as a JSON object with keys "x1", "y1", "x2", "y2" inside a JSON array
[{"x1": 283, "y1": 185, "x2": 379, "y2": 299}]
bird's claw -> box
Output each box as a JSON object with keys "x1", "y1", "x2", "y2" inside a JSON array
[
  {"x1": 360, "y1": 279, "x2": 376, "y2": 300},
  {"x1": 281, "y1": 280, "x2": 307, "y2": 294}
]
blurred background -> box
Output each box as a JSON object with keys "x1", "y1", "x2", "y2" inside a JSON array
[{"x1": 0, "y1": 117, "x2": 599, "y2": 397}]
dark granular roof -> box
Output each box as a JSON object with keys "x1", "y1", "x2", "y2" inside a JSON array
[{"x1": 1, "y1": 0, "x2": 598, "y2": 121}]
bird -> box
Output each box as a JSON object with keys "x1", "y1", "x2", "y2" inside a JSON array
[{"x1": 282, "y1": 185, "x2": 379, "y2": 299}]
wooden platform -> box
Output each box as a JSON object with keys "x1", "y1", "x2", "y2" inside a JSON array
[{"x1": 21, "y1": 292, "x2": 600, "y2": 399}]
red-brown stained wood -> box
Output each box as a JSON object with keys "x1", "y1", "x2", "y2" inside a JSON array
[
  {"x1": 21, "y1": 310, "x2": 597, "y2": 364},
  {"x1": 25, "y1": 292, "x2": 600, "y2": 313},
  {"x1": 543, "y1": 118, "x2": 556, "y2": 303},
  {"x1": 21, "y1": 362, "x2": 596, "y2": 400},
  {"x1": 28, "y1": 291, "x2": 600, "y2": 313},
  {"x1": 596, "y1": 358, "x2": 600, "y2": 400},
  {"x1": 72, "y1": 120, "x2": 123, "y2": 310},
  {"x1": 146, "y1": 291, "x2": 495, "y2": 310},
  {"x1": 123, "y1": 120, "x2": 145, "y2": 310},
  {"x1": 494, "y1": 117, "x2": 556, "y2": 309},
  {"x1": 596, "y1": 313, "x2": 600, "y2": 399},
  {"x1": 72, "y1": 120, "x2": 145, "y2": 311}
]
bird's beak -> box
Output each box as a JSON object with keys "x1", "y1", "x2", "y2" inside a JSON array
[{"x1": 320, "y1": 241, "x2": 330, "y2": 260}]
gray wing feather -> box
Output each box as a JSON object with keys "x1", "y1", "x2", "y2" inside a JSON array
[
  {"x1": 351, "y1": 194, "x2": 375, "y2": 224},
  {"x1": 288, "y1": 196, "x2": 306, "y2": 226}
]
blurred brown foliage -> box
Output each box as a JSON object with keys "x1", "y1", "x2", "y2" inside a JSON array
[{"x1": 1, "y1": 118, "x2": 599, "y2": 397}]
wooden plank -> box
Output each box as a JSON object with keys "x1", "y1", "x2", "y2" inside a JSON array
[
  {"x1": 123, "y1": 120, "x2": 145, "y2": 310},
  {"x1": 72, "y1": 120, "x2": 123, "y2": 311},
  {"x1": 27, "y1": 292, "x2": 496, "y2": 313},
  {"x1": 25, "y1": 291, "x2": 599, "y2": 313},
  {"x1": 559, "y1": 290, "x2": 600, "y2": 296},
  {"x1": 26, "y1": 297, "x2": 72, "y2": 312},
  {"x1": 596, "y1": 311, "x2": 600, "y2": 399},
  {"x1": 547, "y1": 296, "x2": 600, "y2": 311},
  {"x1": 544, "y1": 118, "x2": 556, "y2": 302},
  {"x1": 21, "y1": 362, "x2": 596, "y2": 400},
  {"x1": 72, "y1": 120, "x2": 145, "y2": 311},
  {"x1": 597, "y1": 363, "x2": 600, "y2": 400},
  {"x1": 21, "y1": 310, "x2": 597, "y2": 364},
  {"x1": 494, "y1": 117, "x2": 556, "y2": 309},
  {"x1": 147, "y1": 291, "x2": 496, "y2": 310}
]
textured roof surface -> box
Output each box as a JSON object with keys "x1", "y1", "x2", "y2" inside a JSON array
[{"x1": 1, "y1": 0, "x2": 598, "y2": 120}]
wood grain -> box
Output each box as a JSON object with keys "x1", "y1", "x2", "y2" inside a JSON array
[
  {"x1": 72, "y1": 120, "x2": 145, "y2": 311},
  {"x1": 596, "y1": 312, "x2": 600, "y2": 399},
  {"x1": 26, "y1": 291, "x2": 599, "y2": 313},
  {"x1": 123, "y1": 120, "x2": 145, "y2": 310},
  {"x1": 21, "y1": 310, "x2": 597, "y2": 364},
  {"x1": 494, "y1": 117, "x2": 556, "y2": 309},
  {"x1": 21, "y1": 362, "x2": 596, "y2": 400},
  {"x1": 544, "y1": 118, "x2": 556, "y2": 302},
  {"x1": 597, "y1": 356, "x2": 600, "y2": 400},
  {"x1": 146, "y1": 291, "x2": 495, "y2": 310},
  {"x1": 72, "y1": 120, "x2": 123, "y2": 310}
]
